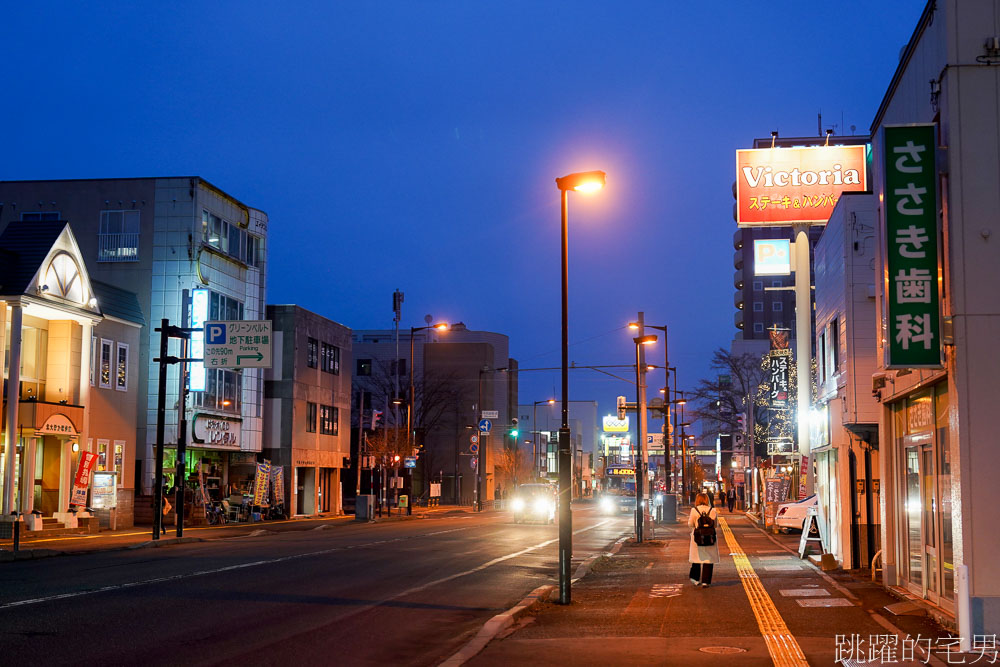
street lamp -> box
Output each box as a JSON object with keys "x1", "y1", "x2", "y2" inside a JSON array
[
  {"x1": 408, "y1": 322, "x2": 449, "y2": 506},
  {"x1": 633, "y1": 334, "x2": 656, "y2": 542},
  {"x1": 532, "y1": 399, "x2": 555, "y2": 480},
  {"x1": 555, "y1": 169, "x2": 605, "y2": 605}
]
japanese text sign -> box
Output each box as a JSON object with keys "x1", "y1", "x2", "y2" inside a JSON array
[
  {"x1": 204, "y1": 320, "x2": 273, "y2": 369},
  {"x1": 768, "y1": 351, "x2": 790, "y2": 408},
  {"x1": 736, "y1": 145, "x2": 868, "y2": 226},
  {"x1": 883, "y1": 125, "x2": 942, "y2": 368},
  {"x1": 71, "y1": 451, "x2": 98, "y2": 506}
]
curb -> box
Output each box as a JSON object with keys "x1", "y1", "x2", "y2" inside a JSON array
[
  {"x1": 0, "y1": 548, "x2": 67, "y2": 561},
  {"x1": 572, "y1": 536, "x2": 627, "y2": 583},
  {"x1": 128, "y1": 537, "x2": 205, "y2": 549},
  {"x1": 439, "y1": 583, "x2": 555, "y2": 667}
]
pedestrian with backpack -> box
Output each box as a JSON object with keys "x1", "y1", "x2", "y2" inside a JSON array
[{"x1": 688, "y1": 491, "x2": 720, "y2": 587}]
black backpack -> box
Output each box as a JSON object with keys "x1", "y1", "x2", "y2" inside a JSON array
[{"x1": 694, "y1": 508, "x2": 717, "y2": 546}]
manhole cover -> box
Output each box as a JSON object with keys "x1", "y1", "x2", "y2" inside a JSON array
[{"x1": 699, "y1": 646, "x2": 747, "y2": 654}]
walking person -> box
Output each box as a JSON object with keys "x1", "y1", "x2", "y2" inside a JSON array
[
  {"x1": 727, "y1": 486, "x2": 736, "y2": 512},
  {"x1": 688, "y1": 491, "x2": 720, "y2": 587}
]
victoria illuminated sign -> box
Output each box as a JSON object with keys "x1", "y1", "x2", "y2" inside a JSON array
[{"x1": 736, "y1": 145, "x2": 868, "y2": 226}]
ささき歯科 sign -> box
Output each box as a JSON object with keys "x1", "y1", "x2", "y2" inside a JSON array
[{"x1": 736, "y1": 145, "x2": 868, "y2": 226}]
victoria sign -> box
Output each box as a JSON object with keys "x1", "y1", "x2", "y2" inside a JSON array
[{"x1": 736, "y1": 145, "x2": 868, "y2": 226}]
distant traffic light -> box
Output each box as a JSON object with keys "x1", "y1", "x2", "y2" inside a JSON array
[
  {"x1": 617, "y1": 395, "x2": 627, "y2": 420},
  {"x1": 511, "y1": 418, "x2": 518, "y2": 438}
]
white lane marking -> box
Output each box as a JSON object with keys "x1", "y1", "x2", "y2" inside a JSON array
[{"x1": 0, "y1": 520, "x2": 613, "y2": 611}]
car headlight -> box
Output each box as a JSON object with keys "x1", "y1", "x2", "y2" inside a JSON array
[
  {"x1": 600, "y1": 497, "x2": 614, "y2": 511},
  {"x1": 533, "y1": 498, "x2": 550, "y2": 514},
  {"x1": 655, "y1": 493, "x2": 663, "y2": 504},
  {"x1": 511, "y1": 498, "x2": 525, "y2": 512}
]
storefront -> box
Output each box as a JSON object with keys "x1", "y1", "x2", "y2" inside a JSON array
[{"x1": 886, "y1": 382, "x2": 954, "y2": 609}]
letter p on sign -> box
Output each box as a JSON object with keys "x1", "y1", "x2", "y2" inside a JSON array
[{"x1": 207, "y1": 323, "x2": 227, "y2": 344}]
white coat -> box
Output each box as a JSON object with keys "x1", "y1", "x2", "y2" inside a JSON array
[{"x1": 687, "y1": 504, "x2": 721, "y2": 564}]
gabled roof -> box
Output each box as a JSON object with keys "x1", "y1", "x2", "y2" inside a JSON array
[
  {"x1": 0, "y1": 220, "x2": 66, "y2": 296},
  {"x1": 92, "y1": 280, "x2": 144, "y2": 326}
]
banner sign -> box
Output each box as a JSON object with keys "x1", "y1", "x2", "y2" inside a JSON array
[
  {"x1": 736, "y1": 145, "x2": 868, "y2": 226},
  {"x1": 252, "y1": 461, "x2": 271, "y2": 506},
  {"x1": 603, "y1": 416, "x2": 629, "y2": 433},
  {"x1": 606, "y1": 466, "x2": 636, "y2": 477},
  {"x1": 70, "y1": 451, "x2": 98, "y2": 506},
  {"x1": 271, "y1": 466, "x2": 284, "y2": 507},
  {"x1": 883, "y1": 125, "x2": 942, "y2": 368},
  {"x1": 768, "y1": 352, "x2": 791, "y2": 408},
  {"x1": 769, "y1": 328, "x2": 790, "y2": 351}
]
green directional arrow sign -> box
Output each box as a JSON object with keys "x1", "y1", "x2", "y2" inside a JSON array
[{"x1": 237, "y1": 352, "x2": 264, "y2": 365}]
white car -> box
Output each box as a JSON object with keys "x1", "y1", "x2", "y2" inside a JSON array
[
  {"x1": 775, "y1": 494, "x2": 817, "y2": 532},
  {"x1": 511, "y1": 484, "x2": 556, "y2": 524}
]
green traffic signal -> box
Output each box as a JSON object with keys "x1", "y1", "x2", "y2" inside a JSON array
[{"x1": 511, "y1": 430, "x2": 519, "y2": 438}]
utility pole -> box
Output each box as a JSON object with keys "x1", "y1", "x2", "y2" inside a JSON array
[{"x1": 633, "y1": 312, "x2": 650, "y2": 542}]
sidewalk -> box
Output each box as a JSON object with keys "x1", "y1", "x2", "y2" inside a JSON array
[
  {"x1": 467, "y1": 510, "x2": 957, "y2": 666},
  {"x1": 0, "y1": 503, "x2": 478, "y2": 560}
]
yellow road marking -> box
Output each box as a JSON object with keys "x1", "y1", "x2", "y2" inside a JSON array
[{"x1": 719, "y1": 516, "x2": 808, "y2": 667}]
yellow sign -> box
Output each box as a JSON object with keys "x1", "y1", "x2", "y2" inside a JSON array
[{"x1": 603, "y1": 416, "x2": 629, "y2": 433}]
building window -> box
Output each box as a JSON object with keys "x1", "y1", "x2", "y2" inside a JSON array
[
  {"x1": 772, "y1": 302, "x2": 783, "y2": 312},
  {"x1": 320, "y1": 405, "x2": 338, "y2": 435},
  {"x1": 201, "y1": 210, "x2": 261, "y2": 266},
  {"x1": 99, "y1": 339, "x2": 113, "y2": 389},
  {"x1": 321, "y1": 343, "x2": 340, "y2": 374},
  {"x1": 357, "y1": 359, "x2": 372, "y2": 376},
  {"x1": 21, "y1": 212, "x2": 61, "y2": 221},
  {"x1": 192, "y1": 369, "x2": 242, "y2": 413},
  {"x1": 828, "y1": 318, "x2": 840, "y2": 376},
  {"x1": 306, "y1": 402, "x2": 317, "y2": 433},
  {"x1": 98, "y1": 210, "x2": 140, "y2": 262},
  {"x1": 753, "y1": 302, "x2": 764, "y2": 312},
  {"x1": 753, "y1": 323, "x2": 765, "y2": 333},
  {"x1": 208, "y1": 292, "x2": 244, "y2": 320},
  {"x1": 307, "y1": 338, "x2": 318, "y2": 368},
  {"x1": 113, "y1": 440, "x2": 125, "y2": 486},
  {"x1": 115, "y1": 343, "x2": 129, "y2": 392},
  {"x1": 90, "y1": 336, "x2": 97, "y2": 386},
  {"x1": 771, "y1": 280, "x2": 782, "y2": 287},
  {"x1": 752, "y1": 281, "x2": 763, "y2": 291},
  {"x1": 97, "y1": 439, "x2": 109, "y2": 471}
]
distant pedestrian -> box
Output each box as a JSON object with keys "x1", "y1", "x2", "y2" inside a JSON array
[
  {"x1": 727, "y1": 486, "x2": 736, "y2": 512},
  {"x1": 705, "y1": 488, "x2": 714, "y2": 509},
  {"x1": 688, "y1": 491, "x2": 720, "y2": 587}
]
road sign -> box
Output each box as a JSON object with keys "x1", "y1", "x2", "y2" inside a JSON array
[
  {"x1": 470, "y1": 435, "x2": 479, "y2": 444},
  {"x1": 404, "y1": 457, "x2": 416, "y2": 469},
  {"x1": 478, "y1": 419, "x2": 492, "y2": 433},
  {"x1": 481, "y1": 410, "x2": 499, "y2": 420},
  {"x1": 469, "y1": 443, "x2": 479, "y2": 454},
  {"x1": 204, "y1": 320, "x2": 273, "y2": 369}
]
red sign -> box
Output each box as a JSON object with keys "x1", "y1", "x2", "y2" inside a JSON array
[
  {"x1": 70, "y1": 451, "x2": 97, "y2": 506},
  {"x1": 736, "y1": 145, "x2": 868, "y2": 226}
]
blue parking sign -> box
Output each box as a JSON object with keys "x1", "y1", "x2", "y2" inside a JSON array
[{"x1": 207, "y1": 323, "x2": 227, "y2": 344}]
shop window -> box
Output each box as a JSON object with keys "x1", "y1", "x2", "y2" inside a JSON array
[
  {"x1": 307, "y1": 338, "x2": 318, "y2": 368},
  {"x1": 113, "y1": 440, "x2": 125, "y2": 487},
  {"x1": 115, "y1": 343, "x2": 129, "y2": 392},
  {"x1": 100, "y1": 339, "x2": 113, "y2": 389},
  {"x1": 321, "y1": 342, "x2": 340, "y2": 374},
  {"x1": 306, "y1": 402, "x2": 317, "y2": 433},
  {"x1": 97, "y1": 439, "x2": 110, "y2": 471},
  {"x1": 320, "y1": 405, "x2": 337, "y2": 435}
]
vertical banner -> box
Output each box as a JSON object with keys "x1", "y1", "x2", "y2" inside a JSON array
[
  {"x1": 768, "y1": 353, "x2": 790, "y2": 408},
  {"x1": 252, "y1": 461, "x2": 271, "y2": 506},
  {"x1": 70, "y1": 451, "x2": 98, "y2": 506},
  {"x1": 884, "y1": 125, "x2": 942, "y2": 368},
  {"x1": 271, "y1": 466, "x2": 284, "y2": 508}
]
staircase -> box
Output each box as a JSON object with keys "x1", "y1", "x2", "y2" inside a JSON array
[{"x1": 23, "y1": 516, "x2": 96, "y2": 538}]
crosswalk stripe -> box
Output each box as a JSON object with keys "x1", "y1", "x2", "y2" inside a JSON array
[{"x1": 718, "y1": 516, "x2": 808, "y2": 667}]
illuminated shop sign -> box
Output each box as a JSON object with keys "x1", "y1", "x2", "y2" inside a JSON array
[
  {"x1": 736, "y1": 145, "x2": 868, "y2": 226},
  {"x1": 603, "y1": 416, "x2": 629, "y2": 433},
  {"x1": 753, "y1": 239, "x2": 791, "y2": 276},
  {"x1": 192, "y1": 413, "x2": 242, "y2": 449},
  {"x1": 606, "y1": 466, "x2": 636, "y2": 477},
  {"x1": 189, "y1": 288, "x2": 208, "y2": 391}
]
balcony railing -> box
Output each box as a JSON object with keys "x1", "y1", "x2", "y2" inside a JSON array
[{"x1": 97, "y1": 233, "x2": 140, "y2": 262}]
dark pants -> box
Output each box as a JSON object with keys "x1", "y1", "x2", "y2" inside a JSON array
[
  {"x1": 727, "y1": 498, "x2": 735, "y2": 512},
  {"x1": 689, "y1": 562, "x2": 714, "y2": 584}
]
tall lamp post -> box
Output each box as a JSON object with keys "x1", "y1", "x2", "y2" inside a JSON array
[
  {"x1": 532, "y1": 399, "x2": 555, "y2": 480},
  {"x1": 632, "y1": 333, "x2": 657, "y2": 542},
  {"x1": 408, "y1": 322, "x2": 448, "y2": 504},
  {"x1": 555, "y1": 169, "x2": 605, "y2": 605}
]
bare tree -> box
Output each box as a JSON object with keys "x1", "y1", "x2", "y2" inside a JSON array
[
  {"x1": 689, "y1": 348, "x2": 769, "y2": 440},
  {"x1": 492, "y1": 445, "x2": 532, "y2": 494}
]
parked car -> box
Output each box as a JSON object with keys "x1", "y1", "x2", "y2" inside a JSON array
[
  {"x1": 775, "y1": 494, "x2": 817, "y2": 532},
  {"x1": 511, "y1": 484, "x2": 556, "y2": 524}
]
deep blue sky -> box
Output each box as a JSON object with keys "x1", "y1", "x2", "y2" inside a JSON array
[{"x1": 2, "y1": 2, "x2": 921, "y2": 422}]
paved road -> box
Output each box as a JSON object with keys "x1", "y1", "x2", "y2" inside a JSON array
[{"x1": 0, "y1": 506, "x2": 629, "y2": 666}]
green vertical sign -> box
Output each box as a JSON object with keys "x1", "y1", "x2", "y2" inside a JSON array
[{"x1": 884, "y1": 125, "x2": 942, "y2": 368}]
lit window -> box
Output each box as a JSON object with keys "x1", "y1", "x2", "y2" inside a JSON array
[
  {"x1": 307, "y1": 338, "x2": 318, "y2": 368},
  {"x1": 321, "y1": 343, "x2": 340, "y2": 374},
  {"x1": 115, "y1": 343, "x2": 129, "y2": 391},
  {"x1": 320, "y1": 405, "x2": 338, "y2": 435},
  {"x1": 99, "y1": 339, "x2": 113, "y2": 389}
]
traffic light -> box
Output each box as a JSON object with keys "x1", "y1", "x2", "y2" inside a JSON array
[
  {"x1": 371, "y1": 410, "x2": 383, "y2": 430},
  {"x1": 736, "y1": 413, "x2": 746, "y2": 431},
  {"x1": 617, "y1": 395, "x2": 627, "y2": 420},
  {"x1": 511, "y1": 418, "x2": 518, "y2": 438}
]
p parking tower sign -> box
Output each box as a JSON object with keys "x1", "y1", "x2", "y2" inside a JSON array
[{"x1": 204, "y1": 320, "x2": 273, "y2": 369}]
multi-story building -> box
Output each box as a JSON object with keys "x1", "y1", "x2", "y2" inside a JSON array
[
  {"x1": 0, "y1": 221, "x2": 142, "y2": 528},
  {"x1": 352, "y1": 323, "x2": 516, "y2": 504},
  {"x1": 0, "y1": 178, "x2": 268, "y2": 504},
  {"x1": 812, "y1": 192, "x2": 881, "y2": 570},
  {"x1": 264, "y1": 305, "x2": 352, "y2": 516},
  {"x1": 869, "y1": 0, "x2": 1000, "y2": 633}
]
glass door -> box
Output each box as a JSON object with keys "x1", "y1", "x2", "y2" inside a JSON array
[
  {"x1": 903, "y1": 440, "x2": 939, "y2": 602},
  {"x1": 921, "y1": 446, "x2": 939, "y2": 602},
  {"x1": 904, "y1": 446, "x2": 923, "y2": 593}
]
